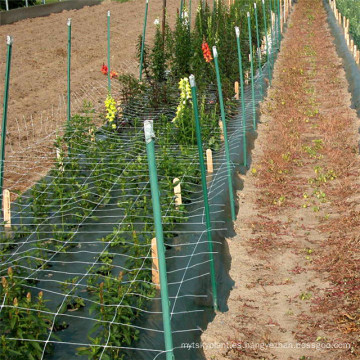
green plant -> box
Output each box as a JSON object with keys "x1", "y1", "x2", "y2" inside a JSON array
[{"x1": 0, "y1": 268, "x2": 53, "y2": 359}]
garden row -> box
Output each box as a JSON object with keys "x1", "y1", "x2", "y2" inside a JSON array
[{"x1": 0, "y1": 0, "x2": 288, "y2": 358}]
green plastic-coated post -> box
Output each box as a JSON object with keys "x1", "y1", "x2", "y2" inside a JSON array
[
  {"x1": 247, "y1": 12, "x2": 256, "y2": 131},
  {"x1": 139, "y1": 0, "x2": 149, "y2": 81},
  {"x1": 107, "y1": 10, "x2": 111, "y2": 94},
  {"x1": 189, "y1": 75, "x2": 218, "y2": 310},
  {"x1": 272, "y1": 0, "x2": 277, "y2": 50},
  {"x1": 212, "y1": 46, "x2": 236, "y2": 222},
  {"x1": 262, "y1": 0, "x2": 271, "y2": 85},
  {"x1": 235, "y1": 27, "x2": 247, "y2": 168},
  {"x1": 254, "y1": 3, "x2": 263, "y2": 98},
  {"x1": 144, "y1": 120, "x2": 175, "y2": 360},
  {"x1": 189, "y1": 0, "x2": 192, "y2": 31},
  {"x1": 269, "y1": 0, "x2": 274, "y2": 81},
  {"x1": 179, "y1": 0, "x2": 184, "y2": 19},
  {"x1": 0, "y1": 36, "x2": 13, "y2": 211},
  {"x1": 277, "y1": 0, "x2": 281, "y2": 46},
  {"x1": 67, "y1": 18, "x2": 71, "y2": 126}
]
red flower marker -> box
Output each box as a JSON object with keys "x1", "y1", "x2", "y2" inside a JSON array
[
  {"x1": 202, "y1": 41, "x2": 213, "y2": 63},
  {"x1": 101, "y1": 63, "x2": 108, "y2": 75}
]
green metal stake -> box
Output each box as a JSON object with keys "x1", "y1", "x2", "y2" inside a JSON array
[
  {"x1": 272, "y1": 0, "x2": 277, "y2": 50},
  {"x1": 189, "y1": 0, "x2": 192, "y2": 31},
  {"x1": 67, "y1": 18, "x2": 71, "y2": 126},
  {"x1": 247, "y1": 12, "x2": 256, "y2": 131},
  {"x1": 139, "y1": 0, "x2": 149, "y2": 81},
  {"x1": 0, "y1": 36, "x2": 13, "y2": 212},
  {"x1": 144, "y1": 120, "x2": 175, "y2": 360},
  {"x1": 107, "y1": 10, "x2": 111, "y2": 94},
  {"x1": 262, "y1": 0, "x2": 271, "y2": 85},
  {"x1": 189, "y1": 75, "x2": 218, "y2": 310},
  {"x1": 212, "y1": 46, "x2": 236, "y2": 222},
  {"x1": 179, "y1": 0, "x2": 184, "y2": 19},
  {"x1": 268, "y1": 0, "x2": 274, "y2": 81},
  {"x1": 254, "y1": 3, "x2": 263, "y2": 98},
  {"x1": 235, "y1": 27, "x2": 247, "y2": 168},
  {"x1": 277, "y1": 0, "x2": 281, "y2": 47}
]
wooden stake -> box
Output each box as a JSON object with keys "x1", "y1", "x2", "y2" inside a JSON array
[
  {"x1": 356, "y1": 49, "x2": 360, "y2": 65},
  {"x1": 3, "y1": 189, "x2": 11, "y2": 235},
  {"x1": 173, "y1": 178, "x2": 182, "y2": 207},
  {"x1": 219, "y1": 120, "x2": 224, "y2": 141},
  {"x1": 151, "y1": 237, "x2": 160, "y2": 289},
  {"x1": 350, "y1": 39, "x2": 354, "y2": 54},
  {"x1": 245, "y1": 70, "x2": 249, "y2": 85},
  {"x1": 280, "y1": 0, "x2": 283, "y2": 33},
  {"x1": 56, "y1": 148, "x2": 64, "y2": 172},
  {"x1": 206, "y1": 148, "x2": 213, "y2": 174},
  {"x1": 235, "y1": 81, "x2": 239, "y2": 100},
  {"x1": 89, "y1": 128, "x2": 95, "y2": 142}
]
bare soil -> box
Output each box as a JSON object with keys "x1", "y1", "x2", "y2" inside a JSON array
[
  {"x1": 0, "y1": 0, "x2": 194, "y2": 194},
  {"x1": 202, "y1": 0, "x2": 360, "y2": 359}
]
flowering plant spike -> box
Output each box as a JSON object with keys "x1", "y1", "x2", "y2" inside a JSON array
[{"x1": 202, "y1": 41, "x2": 213, "y2": 62}]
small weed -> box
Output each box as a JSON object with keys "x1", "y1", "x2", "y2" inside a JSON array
[
  {"x1": 274, "y1": 195, "x2": 286, "y2": 206},
  {"x1": 300, "y1": 292, "x2": 312, "y2": 300}
]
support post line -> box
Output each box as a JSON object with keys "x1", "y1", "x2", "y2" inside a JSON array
[
  {"x1": 0, "y1": 36, "x2": 13, "y2": 212},
  {"x1": 139, "y1": 0, "x2": 149, "y2": 81},
  {"x1": 107, "y1": 10, "x2": 111, "y2": 94},
  {"x1": 67, "y1": 18, "x2": 72, "y2": 126},
  {"x1": 254, "y1": 3, "x2": 263, "y2": 98},
  {"x1": 235, "y1": 26, "x2": 247, "y2": 168},
  {"x1": 262, "y1": 0, "x2": 272, "y2": 85},
  {"x1": 189, "y1": 75, "x2": 218, "y2": 311},
  {"x1": 144, "y1": 120, "x2": 175, "y2": 360},
  {"x1": 212, "y1": 46, "x2": 236, "y2": 221},
  {"x1": 247, "y1": 12, "x2": 256, "y2": 131}
]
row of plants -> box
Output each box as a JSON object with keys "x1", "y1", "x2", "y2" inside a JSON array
[
  {"x1": 128, "y1": 0, "x2": 272, "y2": 113},
  {"x1": 0, "y1": 94, "x2": 220, "y2": 359},
  {"x1": 0, "y1": 0, "x2": 278, "y2": 357},
  {"x1": 335, "y1": 0, "x2": 360, "y2": 47}
]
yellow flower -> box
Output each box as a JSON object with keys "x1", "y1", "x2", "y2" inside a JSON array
[{"x1": 104, "y1": 94, "x2": 117, "y2": 124}]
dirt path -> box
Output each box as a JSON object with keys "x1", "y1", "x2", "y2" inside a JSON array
[
  {"x1": 0, "y1": 0, "x2": 198, "y2": 194},
  {"x1": 202, "y1": 0, "x2": 360, "y2": 359}
]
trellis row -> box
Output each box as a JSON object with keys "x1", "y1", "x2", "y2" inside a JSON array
[{"x1": 329, "y1": 0, "x2": 360, "y2": 65}]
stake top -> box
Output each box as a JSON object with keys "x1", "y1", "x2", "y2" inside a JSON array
[
  {"x1": 262, "y1": 0, "x2": 264, "y2": 3},
  {"x1": 144, "y1": 120, "x2": 155, "y2": 144},
  {"x1": 254, "y1": 3, "x2": 256, "y2": 8},
  {"x1": 212, "y1": 46, "x2": 218, "y2": 58},
  {"x1": 247, "y1": 11, "x2": 250, "y2": 17},
  {"x1": 67, "y1": 18, "x2": 72, "y2": 26},
  {"x1": 6, "y1": 35, "x2": 13, "y2": 46},
  {"x1": 189, "y1": 75, "x2": 196, "y2": 88},
  {"x1": 107, "y1": 10, "x2": 110, "y2": 17},
  {"x1": 146, "y1": 0, "x2": 149, "y2": 3},
  {"x1": 235, "y1": 26, "x2": 240, "y2": 38}
]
